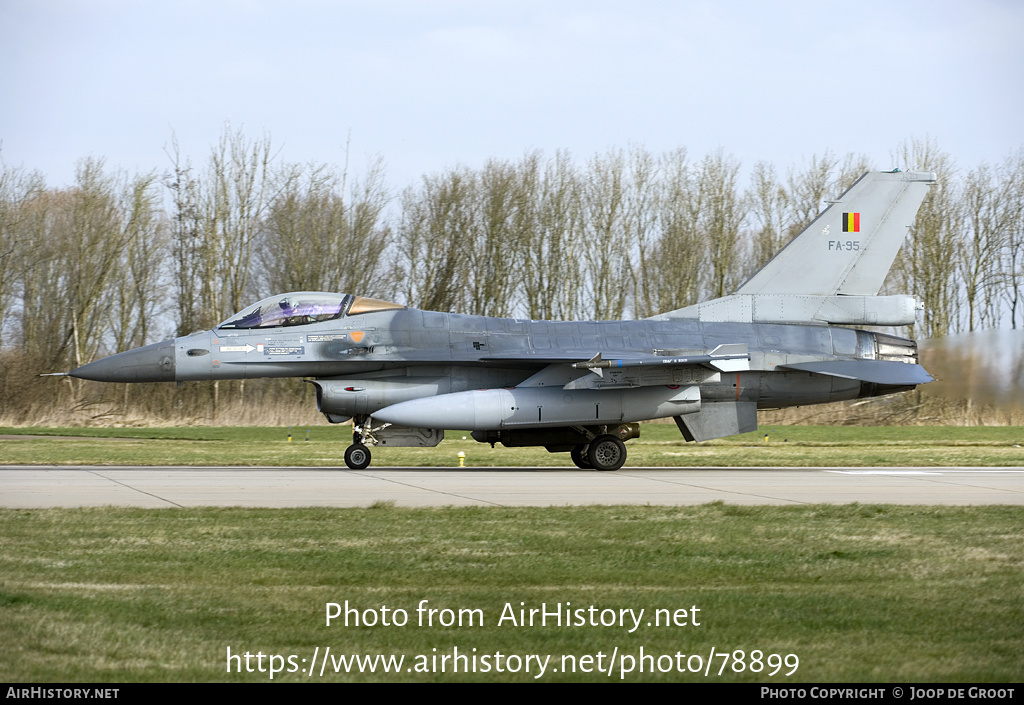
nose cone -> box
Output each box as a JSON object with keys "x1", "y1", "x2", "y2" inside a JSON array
[{"x1": 69, "y1": 340, "x2": 176, "y2": 383}]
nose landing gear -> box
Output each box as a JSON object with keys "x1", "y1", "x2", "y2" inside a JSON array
[
  {"x1": 344, "y1": 419, "x2": 375, "y2": 469},
  {"x1": 344, "y1": 438, "x2": 372, "y2": 470}
]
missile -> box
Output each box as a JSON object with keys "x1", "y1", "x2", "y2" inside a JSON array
[
  {"x1": 571, "y1": 344, "x2": 750, "y2": 376},
  {"x1": 373, "y1": 385, "x2": 701, "y2": 430}
]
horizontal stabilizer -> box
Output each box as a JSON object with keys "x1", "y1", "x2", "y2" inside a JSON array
[{"x1": 780, "y1": 360, "x2": 933, "y2": 385}]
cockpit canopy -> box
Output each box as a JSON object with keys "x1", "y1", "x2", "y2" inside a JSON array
[{"x1": 217, "y1": 293, "x2": 405, "y2": 330}]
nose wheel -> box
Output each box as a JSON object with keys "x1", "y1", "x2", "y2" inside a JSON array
[
  {"x1": 345, "y1": 419, "x2": 374, "y2": 469},
  {"x1": 344, "y1": 443, "x2": 371, "y2": 470}
]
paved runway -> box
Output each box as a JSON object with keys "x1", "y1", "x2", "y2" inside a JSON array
[{"x1": 2, "y1": 465, "x2": 1023, "y2": 507}]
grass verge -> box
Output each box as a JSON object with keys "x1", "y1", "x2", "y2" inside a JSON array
[
  {"x1": 2, "y1": 425, "x2": 1023, "y2": 466},
  {"x1": 1, "y1": 504, "x2": 1021, "y2": 682}
]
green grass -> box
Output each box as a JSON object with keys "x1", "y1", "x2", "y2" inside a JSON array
[
  {"x1": 2, "y1": 425, "x2": 1023, "y2": 466},
  {"x1": 1, "y1": 504, "x2": 1021, "y2": 682}
]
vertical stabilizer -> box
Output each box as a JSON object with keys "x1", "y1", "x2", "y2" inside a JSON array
[{"x1": 737, "y1": 170, "x2": 936, "y2": 296}]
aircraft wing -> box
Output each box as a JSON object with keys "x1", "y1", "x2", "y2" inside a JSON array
[
  {"x1": 484, "y1": 345, "x2": 750, "y2": 388},
  {"x1": 480, "y1": 344, "x2": 748, "y2": 369}
]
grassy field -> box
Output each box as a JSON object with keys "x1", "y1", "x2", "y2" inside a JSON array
[
  {"x1": 1, "y1": 504, "x2": 1021, "y2": 683},
  {"x1": 3, "y1": 426, "x2": 1021, "y2": 682},
  {"x1": 2, "y1": 424, "x2": 1023, "y2": 467}
]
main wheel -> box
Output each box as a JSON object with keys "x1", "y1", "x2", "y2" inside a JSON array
[
  {"x1": 344, "y1": 443, "x2": 372, "y2": 470},
  {"x1": 587, "y1": 435, "x2": 626, "y2": 471},
  {"x1": 570, "y1": 444, "x2": 593, "y2": 469}
]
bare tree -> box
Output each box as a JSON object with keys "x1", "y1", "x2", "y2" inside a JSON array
[
  {"x1": 15, "y1": 159, "x2": 140, "y2": 370},
  {"x1": 647, "y1": 148, "x2": 705, "y2": 314},
  {"x1": 745, "y1": 160, "x2": 789, "y2": 277},
  {"x1": 14, "y1": 188, "x2": 62, "y2": 365},
  {"x1": 522, "y1": 151, "x2": 585, "y2": 320},
  {"x1": 582, "y1": 149, "x2": 631, "y2": 319},
  {"x1": 109, "y1": 173, "x2": 167, "y2": 352},
  {"x1": 696, "y1": 150, "x2": 745, "y2": 300},
  {"x1": 258, "y1": 157, "x2": 391, "y2": 298},
  {"x1": 166, "y1": 136, "x2": 204, "y2": 335},
  {"x1": 960, "y1": 162, "x2": 1013, "y2": 331},
  {"x1": 622, "y1": 146, "x2": 661, "y2": 319},
  {"x1": 341, "y1": 157, "x2": 393, "y2": 298},
  {"x1": 395, "y1": 166, "x2": 476, "y2": 312},
  {"x1": 466, "y1": 157, "x2": 530, "y2": 318},
  {"x1": 1000, "y1": 150, "x2": 1024, "y2": 328},
  {"x1": 168, "y1": 126, "x2": 274, "y2": 334},
  {"x1": 889, "y1": 137, "x2": 960, "y2": 338},
  {"x1": 0, "y1": 159, "x2": 45, "y2": 348}
]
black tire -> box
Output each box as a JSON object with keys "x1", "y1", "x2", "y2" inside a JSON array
[
  {"x1": 570, "y1": 444, "x2": 592, "y2": 469},
  {"x1": 588, "y1": 435, "x2": 626, "y2": 471},
  {"x1": 344, "y1": 443, "x2": 372, "y2": 470}
]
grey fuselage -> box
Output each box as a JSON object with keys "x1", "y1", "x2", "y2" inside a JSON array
[
  {"x1": 146, "y1": 306, "x2": 916, "y2": 422},
  {"x1": 66, "y1": 170, "x2": 937, "y2": 462}
]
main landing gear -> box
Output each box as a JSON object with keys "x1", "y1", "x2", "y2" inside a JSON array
[
  {"x1": 344, "y1": 418, "x2": 633, "y2": 471},
  {"x1": 570, "y1": 434, "x2": 627, "y2": 471}
]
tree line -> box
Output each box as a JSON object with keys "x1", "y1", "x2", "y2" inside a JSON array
[{"x1": 1, "y1": 130, "x2": 1022, "y2": 423}]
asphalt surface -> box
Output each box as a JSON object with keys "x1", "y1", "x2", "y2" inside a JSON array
[{"x1": 2, "y1": 465, "x2": 1023, "y2": 507}]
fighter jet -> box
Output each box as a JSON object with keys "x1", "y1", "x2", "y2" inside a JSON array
[{"x1": 67, "y1": 170, "x2": 936, "y2": 470}]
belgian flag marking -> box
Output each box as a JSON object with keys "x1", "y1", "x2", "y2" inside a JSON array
[{"x1": 842, "y1": 212, "x2": 860, "y2": 233}]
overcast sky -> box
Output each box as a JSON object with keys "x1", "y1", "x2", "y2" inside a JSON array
[{"x1": 2, "y1": 0, "x2": 1022, "y2": 189}]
